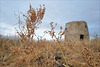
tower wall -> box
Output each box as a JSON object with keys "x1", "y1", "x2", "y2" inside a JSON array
[{"x1": 65, "y1": 21, "x2": 89, "y2": 41}]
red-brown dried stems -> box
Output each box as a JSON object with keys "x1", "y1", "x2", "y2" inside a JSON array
[
  {"x1": 44, "y1": 22, "x2": 69, "y2": 67},
  {"x1": 44, "y1": 22, "x2": 64, "y2": 43},
  {"x1": 82, "y1": 42, "x2": 100, "y2": 67},
  {"x1": 10, "y1": 4, "x2": 46, "y2": 66},
  {"x1": 15, "y1": 4, "x2": 45, "y2": 45}
]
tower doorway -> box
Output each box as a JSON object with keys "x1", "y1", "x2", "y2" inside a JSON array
[{"x1": 80, "y1": 35, "x2": 84, "y2": 40}]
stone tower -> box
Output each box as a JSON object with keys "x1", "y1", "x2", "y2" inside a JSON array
[{"x1": 65, "y1": 21, "x2": 89, "y2": 41}]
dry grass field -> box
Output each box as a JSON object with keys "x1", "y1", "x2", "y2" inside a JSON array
[
  {"x1": 0, "y1": 37, "x2": 100, "y2": 67},
  {"x1": 0, "y1": 4, "x2": 100, "y2": 67}
]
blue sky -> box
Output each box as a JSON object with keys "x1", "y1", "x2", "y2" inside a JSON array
[{"x1": 0, "y1": 0, "x2": 100, "y2": 40}]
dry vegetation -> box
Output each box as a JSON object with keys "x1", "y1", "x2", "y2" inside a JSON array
[
  {"x1": 0, "y1": 5, "x2": 100, "y2": 67},
  {"x1": 0, "y1": 37, "x2": 100, "y2": 67}
]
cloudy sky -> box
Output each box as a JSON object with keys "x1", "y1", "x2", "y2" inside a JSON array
[{"x1": 0, "y1": 0, "x2": 100, "y2": 40}]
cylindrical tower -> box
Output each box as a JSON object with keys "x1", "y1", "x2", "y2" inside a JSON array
[{"x1": 65, "y1": 21, "x2": 89, "y2": 41}]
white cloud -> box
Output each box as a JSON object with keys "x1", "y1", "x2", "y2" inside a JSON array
[{"x1": 0, "y1": 22, "x2": 17, "y2": 36}]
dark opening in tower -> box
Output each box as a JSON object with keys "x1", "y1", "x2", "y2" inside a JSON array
[{"x1": 80, "y1": 35, "x2": 84, "y2": 40}]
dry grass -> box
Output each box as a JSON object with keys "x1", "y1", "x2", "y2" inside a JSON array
[
  {"x1": 0, "y1": 37, "x2": 100, "y2": 67},
  {"x1": 0, "y1": 4, "x2": 100, "y2": 67}
]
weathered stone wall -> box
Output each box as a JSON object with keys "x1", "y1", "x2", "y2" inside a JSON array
[{"x1": 65, "y1": 21, "x2": 89, "y2": 41}]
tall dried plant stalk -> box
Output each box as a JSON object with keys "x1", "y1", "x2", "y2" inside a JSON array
[
  {"x1": 15, "y1": 4, "x2": 45, "y2": 44},
  {"x1": 44, "y1": 22, "x2": 68, "y2": 67}
]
